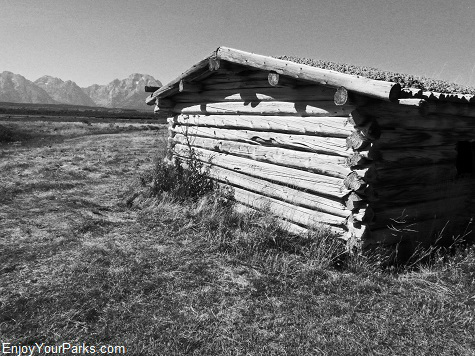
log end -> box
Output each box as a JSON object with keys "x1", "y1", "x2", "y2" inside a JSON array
[
  {"x1": 334, "y1": 86, "x2": 348, "y2": 106},
  {"x1": 145, "y1": 94, "x2": 157, "y2": 106},
  {"x1": 268, "y1": 72, "x2": 280, "y2": 86},
  {"x1": 209, "y1": 57, "x2": 221, "y2": 71}
]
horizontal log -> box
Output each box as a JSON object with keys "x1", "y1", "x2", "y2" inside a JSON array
[
  {"x1": 231, "y1": 185, "x2": 347, "y2": 227},
  {"x1": 202, "y1": 80, "x2": 295, "y2": 91},
  {"x1": 171, "y1": 86, "x2": 336, "y2": 103},
  {"x1": 373, "y1": 188, "x2": 468, "y2": 210},
  {"x1": 170, "y1": 124, "x2": 350, "y2": 156},
  {"x1": 375, "y1": 129, "x2": 465, "y2": 148},
  {"x1": 172, "y1": 134, "x2": 374, "y2": 182},
  {"x1": 376, "y1": 147, "x2": 457, "y2": 167},
  {"x1": 148, "y1": 53, "x2": 213, "y2": 102},
  {"x1": 179, "y1": 80, "x2": 202, "y2": 93},
  {"x1": 233, "y1": 202, "x2": 348, "y2": 238},
  {"x1": 169, "y1": 114, "x2": 354, "y2": 137},
  {"x1": 359, "y1": 102, "x2": 475, "y2": 135},
  {"x1": 200, "y1": 163, "x2": 350, "y2": 217},
  {"x1": 374, "y1": 164, "x2": 457, "y2": 187},
  {"x1": 371, "y1": 196, "x2": 467, "y2": 229},
  {"x1": 171, "y1": 134, "x2": 351, "y2": 177},
  {"x1": 364, "y1": 216, "x2": 473, "y2": 247},
  {"x1": 173, "y1": 101, "x2": 355, "y2": 117},
  {"x1": 397, "y1": 98, "x2": 426, "y2": 107},
  {"x1": 421, "y1": 101, "x2": 475, "y2": 118},
  {"x1": 173, "y1": 144, "x2": 350, "y2": 198},
  {"x1": 216, "y1": 47, "x2": 401, "y2": 101}
]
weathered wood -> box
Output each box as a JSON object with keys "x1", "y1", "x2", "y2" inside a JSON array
[
  {"x1": 202, "y1": 79, "x2": 294, "y2": 91},
  {"x1": 147, "y1": 53, "x2": 213, "y2": 102},
  {"x1": 209, "y1": 57, "x2": 220, "y2": 71},
  {"x1": 365, "y1": 215, "x2": 474, "y2": 247},
  {"x1": 348, "y1": 109, "x2": 371, "y2": 126},
  {"x1": 231, "y1": 185, "x2": 347, "y2": 227},
  {"x1": 200, "y1": 163, "x2": 350, "y2": 217},
  {"x1": 375, "y1": 129, "x2": 466, "y2": 148},
  {"x1": 374, "y1": 179, "x2": 470, "y2": 207},
  {"x1": 346, "y1": 130, "x2": 371, "y2": 150},
  {"x1": 157, "y1": 98, "x2": 174, "y2": 108},
  {"x1": 216, "y1": 47, "x2": 402, "y2": 101},
  {"x1": 170, "y1": 124, "x2": 350, "y2": 156},
  {"x1": 171, "y1": 134, "x2": 372, "y2": 179},
  {"x1": 343, "y1": 172, "x2": 367, "y2": 191},
  {"x1": 173, "y1": 144, "x2": 350, "y2": 198},
  {"x1": 360, "y1": 102, "x2": 475, "y2": 134},
  {"x1": 375, "y1": 147, "x2": 457, "y2": 167},
  {"x1": 173, "y1": 101, "x2": 355, "y2": 117},
  {"x1": 179, "y1": 80, "x2": 202, "y2": 93},
  {"x1": 344, "y1": 192, "x2": 367, "y2": 210},
  {"x1": 420, "y1": 101, "x2": 475, "y2": 118},
  {"x1": 347, "y1": 222, "x2": 369, "y2": 241},
  {"x1": 371, "y1": 196, "x2": 466, "y2": 229},
  {"x1": 268, "y1": 72, "x2": 280, "y2": 86},
  {"x1": 145, "y1": 94, "x2": 156, "y2": 105},
  {"x1": 334, "y1": 87, "x2": 348, "y2": 106},
  {"x1": 350, "y1": 205, "x2": 374, "y2": 223},
  {"x1": 145, "y1": 86, "x2": 161, "y2": 93},
  {"x1": 345, "y1": 150, "x2": 377, "y2": 167},
  {"x1": 201, "y1": 69, "x2": 270, "y2": 82},
  {"x1": 400, "y1": 88, "x2": 475, "y2": 104},
  {"x1": 233, "y1": 202, "x2": 348, "y2": 238},
  {"x1": 171, "y1": 86, "x2": 336, "y2": 103},
  {"x1": 169, "y1": 114, "x2": 354, "y2": 137},
  {"x1": 374, "y1": 163, "x2": 458, "y2": 186},
  {"x1": 397, "y1": 98, "x2": 427, "y2": 107},
  {"x1": 358, "y1": 121, "x2": 381, "y2": 140},
  {"x1": 154, "y1": 104, "x2": 172, "y2": 115}
]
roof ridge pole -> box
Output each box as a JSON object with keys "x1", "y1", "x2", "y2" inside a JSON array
[{"x1": 216, "y1": 47, "x2": 401, "y2": 102}]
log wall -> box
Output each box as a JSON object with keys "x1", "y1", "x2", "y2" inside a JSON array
[
  {"x1": 356, "y1": 102, "x2": 475, "y2": 246},
  {"x1": 159, "y1": 67, "x2": 475, "y2": 249},
  {"x1": 163, "y1": 68, "x2": 375, "y2": 246}
]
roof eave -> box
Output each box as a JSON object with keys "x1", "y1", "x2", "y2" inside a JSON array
[{"x1": 147, "y1": 46, "x2": 403, "y2": 105}]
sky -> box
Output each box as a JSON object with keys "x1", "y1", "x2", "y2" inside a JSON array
[{"x1": 1, "y1": 0, "x2": 475, "y2": 88}]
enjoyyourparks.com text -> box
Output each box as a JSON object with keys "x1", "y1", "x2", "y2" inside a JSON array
[{"x1": 1, "y1": 342, "x2": 126, "y2": 356}]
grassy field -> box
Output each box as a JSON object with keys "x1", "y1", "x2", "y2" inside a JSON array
[{"x1": 1, "y1": 119, "x2": 475, "y2": 355}]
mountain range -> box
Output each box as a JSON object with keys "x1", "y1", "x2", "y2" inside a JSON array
[{"x1": 0, "y1": 71, "x2": 162, "y2": 111}]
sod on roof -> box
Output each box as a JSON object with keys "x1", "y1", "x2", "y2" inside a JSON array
[{"x1": 277, "y1": 56, "x2": 475, "y2": 96}]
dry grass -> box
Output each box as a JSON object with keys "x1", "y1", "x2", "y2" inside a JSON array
[{"x1": 1, "y1": 119, "x2": 474, "y2": 355}]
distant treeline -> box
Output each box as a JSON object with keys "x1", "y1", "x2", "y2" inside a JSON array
[{"x1": 0, "y1": 102, "x2": 158, "y2": 120}]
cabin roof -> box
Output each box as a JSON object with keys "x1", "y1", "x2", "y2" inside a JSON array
[
  {"x1": 147, "y1": 47, "x2": 475, "y2": 106},
  {"x1": 278, "y1": 56, "x2": 475, "y2": 96}
]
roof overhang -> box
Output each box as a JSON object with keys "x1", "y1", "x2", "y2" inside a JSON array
[
  {"x1": 146, "y1": 47, "x2": 475, "y2": 109},
  {"x1": 146, "y1": 47, "x2": 401, "y2": 105}
]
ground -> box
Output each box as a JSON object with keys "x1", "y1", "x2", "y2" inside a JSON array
[{"x1": 1, "y1": 118, "x2": 474, "y2": 355}]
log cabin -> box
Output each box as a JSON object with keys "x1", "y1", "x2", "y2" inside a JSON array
[{"x1": 145, "y1": 47, "x2": 475, "y2": 250}]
